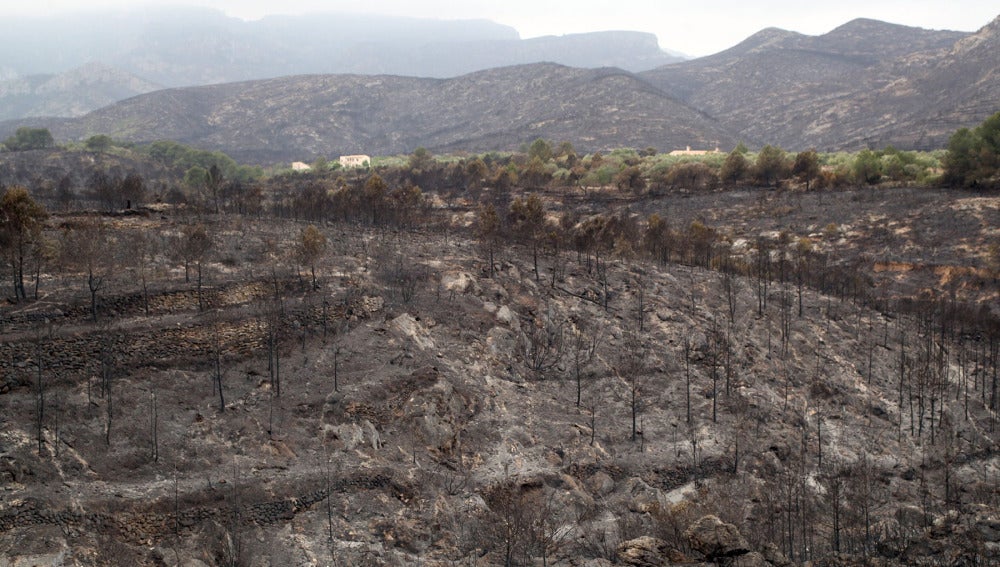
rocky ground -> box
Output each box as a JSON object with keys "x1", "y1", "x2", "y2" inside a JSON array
[{"x1": 2, "y1": 189, "x2": 1000, "y2": 565}]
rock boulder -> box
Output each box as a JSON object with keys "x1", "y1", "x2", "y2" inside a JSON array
[
  {"x1": 617, "y1": 536, "x2": 684, "y2": 566},
  {"x1": 684, "y1": 515, "x2": 750, "y2": 560}
]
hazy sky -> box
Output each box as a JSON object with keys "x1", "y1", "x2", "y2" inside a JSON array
[{"x1": 10, "y1": 1, "x2": 999, "y2": 56}]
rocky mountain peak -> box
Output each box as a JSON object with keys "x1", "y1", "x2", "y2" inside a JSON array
[{"x1": 951, "y1": 12, "x2": 1000, "y2": 53}]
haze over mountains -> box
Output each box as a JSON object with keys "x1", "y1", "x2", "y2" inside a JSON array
[
  {"x1": 0, "y1": 7, "x2": 680, "y2": 121},
  {"x1": 0, "y1": 63, "x2": 164, "y2": 123},
  {"x1": 1, "y1": 9, "x2": 998, "y2": 163}
]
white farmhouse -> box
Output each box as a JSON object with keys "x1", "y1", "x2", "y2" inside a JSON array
[
  {"x1": 339, "y1": 154, "x2": 371, "y2": 168},
  {"x1": 668, "y1": 146, "x2": 721, "y2": 157}
]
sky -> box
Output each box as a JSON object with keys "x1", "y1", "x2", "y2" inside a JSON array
[{"x1": 11, "y1": 1, "x2": 999, "y2": 56}]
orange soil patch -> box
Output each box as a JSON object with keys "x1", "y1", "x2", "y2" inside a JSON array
[
  {"x1": 874, "y1": 261, "x2": 995, "y2": 288},
  {"x1": 873, "y1": 262, "x2": 915, "y2": 273}
]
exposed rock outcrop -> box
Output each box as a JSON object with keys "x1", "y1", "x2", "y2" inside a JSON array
[
  {"x1": 684, "y1": 515, "x2": 751, "y2": 560},
  {"x1": 617, "y1": 536, "x2": 683, "y2": 566}
]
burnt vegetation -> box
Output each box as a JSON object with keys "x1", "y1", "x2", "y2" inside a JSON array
[{"x1": 2, "y1": 122, "x2": 1000, "y2": 566}]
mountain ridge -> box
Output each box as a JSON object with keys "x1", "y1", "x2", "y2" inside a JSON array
[
  {"x1": 640, "y1": 16, "x2": 989, "y2": 150},
  {"x1": 2, "y1": 15, "x2": 997, "y2": 162},
  {"x1": 0, "y1": 63, "x2": 163, "y2": 122},
  {"x1": 19, "y1": 63, "x2": 734, "y2": 163},
  {"x1": 0, "y1": 9, "x2": 683, "y2": 121}
]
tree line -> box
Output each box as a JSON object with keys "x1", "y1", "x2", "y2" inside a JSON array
[
  {"x1": 943, "y1": 111, "x2": 1000, "y2": 189},
  {"x1": 5, "y1": 109, "x2": 998, "y2": 211}
]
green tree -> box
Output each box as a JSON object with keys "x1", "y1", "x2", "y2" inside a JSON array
[
  {"x1": 556, "y1": 141, "x2": 576, "y2": 158},
  {"x1": 144, "y1": 140, "x2": 251, "y2": 182},
  {"x1": 853, "y1": 149, "x2": 882, "y2": 185},
  {"x1": 792, "y1": 149, "x2": 821, "y2": 190},
  {"x1": 978, "y1": 117, "x2": 1000, "y2": 183},
  {"x1": 556, "y1": 141, "x2": 578, "y2": 166},
  {"x1": 943, "y1": 111, "x2": 1000, "y2": 188},
  {"x1": 528, "y1": 138, "x2": 553, "y2": 163},
  {"x1": 942, "y1": 128, "x2": 979, "y2": 187},
  {"x1": 408, "y1": 147, "x2": 433, "y2": 172},
  {"x1": 3, "y1": 127, "x2": 54, "y2": 151},
  {"x1": 880, "y1": 147, "x2": 912, "y2": 182},
  {"x1": 0, "y1": 187, "x2": 48, "y2": 301},
  {"x1": 184, "y1": 166, "x2": 208, "y2": 189},
  {"x1": 85, "y1": 134, "x2": 114, "y2": 152},
  {"x1": 753, "y1": 145, "x2": 788, "y2": 186}
]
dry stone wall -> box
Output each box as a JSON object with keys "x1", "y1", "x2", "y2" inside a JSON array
[{"x1": 0, "y1": 471, "x2": 411, "y2": 544}]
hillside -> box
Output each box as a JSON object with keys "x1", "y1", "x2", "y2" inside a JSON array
[
  {"x1": 21, "y1": 64, "x2": 737, "y2": 163},
  {"x1": 641, "y1": 18, "x2": 979, "y2": 150},
  {"x1": 0, "y1": 63, "x2": 162, "y2": 122},
  {"x1": 2, "y1": 180, "x2": 1000, "y2": 565},
  {"x1": 847, "y1": 14, "x2": 1000, "y2": 149}
]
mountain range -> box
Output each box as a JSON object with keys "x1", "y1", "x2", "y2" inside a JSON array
[
  {"x1": 0, "y1": 7, "x2": 680, "y2": 121},
  {"x1": 27, "y1": 65, "x2": 738, "y2": 164},
  {"x1": 1, "y1": 11, "x2": 998, "y2": 163},
  {"x1": 640, "y1": 17, "x2": 995, "y2": 151},
  {"x1": 0, "y1": 63, "x2": 163, "y2": 123}
]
